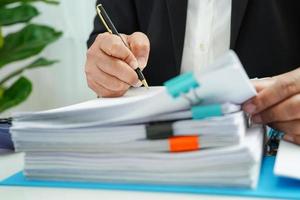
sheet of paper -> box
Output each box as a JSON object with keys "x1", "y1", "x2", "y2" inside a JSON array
[
  {"x1": 274, "y1": 140, "x2": 300, "y2": 180},
  {"x1": 12, "y1": 87, "x2": 191, "y2": 128},
  {"x1": 13, "y1": 87, "x2": 180, "y2": 118},
  {"x1": 195, "y1": 50, "x2": 256, "y2": 104},
  {"x1": 12, "y1": 51, "x2": 257, "y2": 129}
]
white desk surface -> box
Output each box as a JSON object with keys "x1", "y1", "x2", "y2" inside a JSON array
[{"x1": 0, "y1": 153, "x2": 264, "y2": 200}]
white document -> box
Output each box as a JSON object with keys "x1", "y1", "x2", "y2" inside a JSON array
[
  {"x1": 12, "y1": 87, "x2": 190, "y2": 129},
  {"x1": 274, "y1": 140, "x2": 300, "y2": 180},
  {"x1": 12, "y1": 51, "x2": 256, "y2": 129},
  {"x1": 194, "y1": 51, "x2": 257, "y2": 104},
  {"x1": 13, "y1": 52, "x2": 256, "y2": 128}
]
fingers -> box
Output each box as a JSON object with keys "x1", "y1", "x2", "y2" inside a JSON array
[
  {"x1": 85, "y1": 59, "x2": 131, "y2": 96},
  {"x1": 243, "y1": 78, "x2": 275, "y2": 113},
  {"x1": 89, "y1": 66, "x2": 130, "y2": 92},
  {"x1": 85, "y1": 32, "x2": 150, "y2": 97},
  {"x1": 86, "y1": 76, "x2": 127, "y2": 98},
  {"x1": 126, "y1": 32, "x2": 150, "y2": 69},
  {"x1": 244, "y1": 69, "x2": 300, "y2": 146},
  {"x1": 251, "y1": 94, "x2": 300, "y2": 123},
  {"x1": 251, "y1": 78, "x2": 275, "y2": 92},
  {"x1": 243, "y1": 68, "x2": 300, "y2": 115},
  {"x1": 88, "y1": 49, "x2": 140, "y2": 86},
  {"x1": 271, "y1": 120, "x2": 300, "y2": 135},
  {"x1": 270, "y1": 121, "x2": 300, "y2": 144},
  {"x1": 283, "y1": 134, "x2": 300, "y2": 144},
  {"x1": 97, "y1": 32, "x2": 139, "y2": 69},
  {"x1": 85, "y1": 34, "x2": 137, "y2": 97}
]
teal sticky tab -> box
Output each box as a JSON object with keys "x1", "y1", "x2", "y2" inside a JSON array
[
  {"x1": 164, "y1": 72, "x2": 200, "y2": 98},
  {"x1": 192, "y1": 104, "x2": 223, "y2": 119}
]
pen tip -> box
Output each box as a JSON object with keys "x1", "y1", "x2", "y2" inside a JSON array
[{"x1": 142, "y1": 80, "x2": 149, "y2": 89}]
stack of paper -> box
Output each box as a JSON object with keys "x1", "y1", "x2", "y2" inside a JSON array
[
  {"x1": 12, "y1": 110, "x2": 246, "y2": 152},
  {"x1": 23, "y1": 127, "x2": 263, "y2": 188},
  {"x1": 10, "y1": 51, "x2": 264, "y2": 188}
]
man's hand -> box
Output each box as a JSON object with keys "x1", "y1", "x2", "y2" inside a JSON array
[
  {"x1": 242, "y1": 68, "x2": 300, "y2": 144},
  {"x1": 85, "y1": 32, "x2": 150, "y2": 97}
]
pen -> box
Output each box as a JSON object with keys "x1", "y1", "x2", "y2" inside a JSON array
[{"x1": 96, "y1": 4, "x2": 149, "y2": 89}]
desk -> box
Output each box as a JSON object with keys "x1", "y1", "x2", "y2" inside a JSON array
[{"x1": 0, "y1": 153, "x2": 263, "y2": 200}]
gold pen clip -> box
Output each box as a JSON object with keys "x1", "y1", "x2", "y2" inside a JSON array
[{"x1": 96, "y1": 4, "x2": 112, "y2": 34}]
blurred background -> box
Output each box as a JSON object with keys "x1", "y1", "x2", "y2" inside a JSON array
[{"x1": 0, "y1": 0, "x2": 96, "y2": 117}]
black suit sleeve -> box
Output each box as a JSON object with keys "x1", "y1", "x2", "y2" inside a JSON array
[{"x1": 87, "y1": 0, "x2": 140, "y2": 48}]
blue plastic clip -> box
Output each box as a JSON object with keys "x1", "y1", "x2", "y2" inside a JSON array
[
  {"x1": 164, "y1": 72, "x2": 200, "y2": 98},
  {"x1": 191, "y1": 104, "x2": 223, "y2": 119}
]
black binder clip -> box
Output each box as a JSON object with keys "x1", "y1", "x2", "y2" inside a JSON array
[
  {"x1": 0, "y1": 118, "x2": 12, "y2": 125},
  {"x1": 265, "y1": 128, "x2": 284, "y2": 156}
]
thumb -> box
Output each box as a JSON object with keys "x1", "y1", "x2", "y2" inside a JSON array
[
  {"x1": 126, "y1": 32, "x2": 150, "y2": 69},
  {"x1": 242, "y1": 77, "x2": 275, "y2": 113},
  {"x1": 244, "y1": 69, "x2": 300, "y2": 114}
]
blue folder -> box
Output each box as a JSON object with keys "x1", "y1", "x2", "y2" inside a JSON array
[
  {"x1": 0, "y1": 123, "x2": 14, "y2": 151},
  {"x1": 1, "y1": 156, "x2": 300, "y2": 199}
]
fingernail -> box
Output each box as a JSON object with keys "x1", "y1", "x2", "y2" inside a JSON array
[
  {"x1": 137, "y1": 57, "x2": 147, "y2": 68},
  {"x1": 133, "y1": 81, "x2": 142, "y2": 88},
  {"x1": 129, "y1": 60, "x2": 139, "y2": 70},
  {"x1": 243, "y1": 103, "x2": 256, "y2": 114},
  {"x1": 252, "y1": 115, "x2": 262, "y2": 123},
  {"x1": 284, "y1": 135, "x2": 294, "y2": 143}
]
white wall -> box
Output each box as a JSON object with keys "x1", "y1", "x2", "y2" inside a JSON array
[{"x1": 0, "y1": 0, "x2": 97, "y2": 117}]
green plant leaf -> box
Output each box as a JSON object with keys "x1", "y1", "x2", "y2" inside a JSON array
[
  {"x1": 0, "y1": 76, "x2": 32, "y2": 113},
  {"x1": 0, "y1": 27, "x2": 3, "y2": 48},
  {"x1": 0, "y1": 4, "x2": 39, "y2": 26},
  {"x1": 0, "y1": 57, "x2": 58, "y2": 85},
  {"x1": 0, "y1": 0, "x2": 59, "y2": 7},
  {"x1": 26, "y1": 57, "x2": 58, "y2": 69},
  {"x1": 0, "y1": 24, "x2": 62, "y2": 68},
  {"x1": 0, "y1": 86, "x2": 4, "y2": 98}
]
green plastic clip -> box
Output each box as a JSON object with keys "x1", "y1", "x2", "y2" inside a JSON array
[
  {"x1": 164, "y1": 72, "x2": 200, "y2": 98},
  {"x1": 191, "y1": 104, "x2": 223, "y2": 119}
]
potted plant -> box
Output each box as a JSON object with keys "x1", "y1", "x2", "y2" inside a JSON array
[{"x1": 0, "y1": 0, "x2": 62, "y2": 114}]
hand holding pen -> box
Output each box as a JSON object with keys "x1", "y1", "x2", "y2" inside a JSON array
[{"x1": 85, "y1": 4, "x2": 150, "y2": 97}]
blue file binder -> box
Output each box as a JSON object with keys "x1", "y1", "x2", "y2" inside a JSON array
[
  {"x1": 1, "y1": 156, "x2": 300, "y2": 199},
  {"x1": 0, "y1": 123, "x2": 14, "y2": 151}
]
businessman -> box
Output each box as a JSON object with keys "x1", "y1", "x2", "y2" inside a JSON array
[{"x1": 85, "y1": 0, "x2": 300, "y2": 144}]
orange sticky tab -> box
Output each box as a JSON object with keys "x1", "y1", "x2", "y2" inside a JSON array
[{"x1": 169, "y1": 135, "x2": 199, "y2": 152}]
